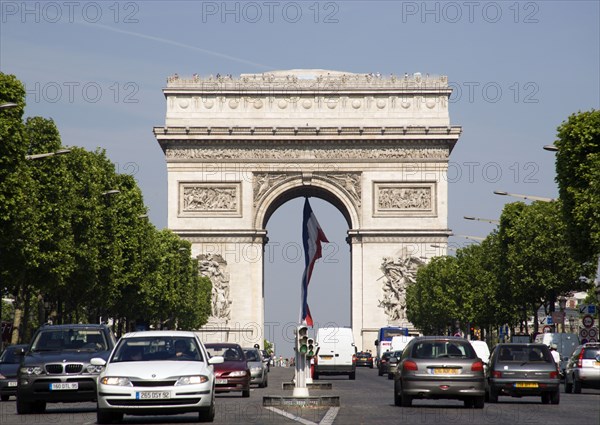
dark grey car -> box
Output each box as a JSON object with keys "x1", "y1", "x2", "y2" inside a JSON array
[
  {"x1": 486, "y1": 343, "x2": 560, "y2": 404},
  {"x1": 393, "y1": 336, "x2": 485, "y2": 408},
  {"x1": 17, "y1": 323, "x2": 116, "y2": 414},
  {"x1": 0, "y1": 344, "x2": 28, "y2": 401}
]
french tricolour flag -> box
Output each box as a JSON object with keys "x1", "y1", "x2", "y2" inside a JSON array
[{"x1": 300, "y1": 198, "x2": 329, "y2": 327}]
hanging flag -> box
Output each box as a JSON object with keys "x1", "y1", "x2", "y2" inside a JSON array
[{"x1": 300, "y1": 198, "x2": 329, "y2": 327}]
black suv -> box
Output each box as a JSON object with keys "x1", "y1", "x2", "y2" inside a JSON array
[{"x1": 17, "y1": 323, "x2": 116, "y2": 414}]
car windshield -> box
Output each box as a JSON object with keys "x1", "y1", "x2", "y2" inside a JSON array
[
  {"x1": 206, "y1": 345, "x2": 244, "y2": 361},
  {"x1": 412, "y1": 341, "x2": 475, "y2": 359},
  {"x1": 496, "y1": 345, "x2": 553, "y2": 363},
  {"x1": 112, "y1": 336, "x2": 203, "y2": 362},
  {"x1": 31, "y1": 329, "x2": 107, "y2": 352},
  {"x1": 244, "y1": 349, "x2": 260, "y2": 361},
  {"x1": 0, "y1": 346, "x2": 24, "y2": 363}
]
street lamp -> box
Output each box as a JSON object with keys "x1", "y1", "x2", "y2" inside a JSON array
[
  {"x1": 493, "y1": 190, "x2": 555, "y2": 202},
  {"x1": 464, "y1": 216, "x2": 500, "y2": 224},
  {"x1": 102, "y1": 189, "x2": 121, "y2": 196},
  {"x1": 0, "y1": 102, "x2": 18, "y2": 109},
  {"x1": 543, "y1": 145, "x2": 559, "y2": 152},
  {"x1": 26, "y1": 149, "x2": 72, "y2": 160},
  {"x1": 558, "y1": 296, "x2": 567, "y2": 333}
]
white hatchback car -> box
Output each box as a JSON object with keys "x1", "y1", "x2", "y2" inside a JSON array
[{"x1": 92, "y1": 330, "x2": 223, "y2": 423}]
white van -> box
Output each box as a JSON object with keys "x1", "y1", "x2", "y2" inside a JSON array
[
  {"x1": 534, "y1": 332, "x2": 580, "y2": 373},
  {"x1": 314, "y1": 327, "x2": 357, "y2": 380},
  {"x1": 391, "y1": 335, "x2": 414, "y2": 352}
]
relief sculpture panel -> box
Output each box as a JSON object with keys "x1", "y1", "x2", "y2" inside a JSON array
[
  {"x1": 179, "y1": 182, "x2": 241, "y2": 216},
  {"x1": 374, "y1": 182, "x2": 436, "y2": 217}
]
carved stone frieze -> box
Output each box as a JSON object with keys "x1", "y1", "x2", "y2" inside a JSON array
[
  {"x1": 180, "y1": 182, "x2": 241, "y2": 216},
  {"x1": 378, "y1": 256, "x2": 425, "y2": 323},
  {"x1": 166, "y1": 146, "x2": 449, "y2": 161},
  {"x1": 374, "y1": 182, "x2": 436, "y2": 217},
  {"x1": 198, "y1": 254, "x2": 232, "y2": 322}
]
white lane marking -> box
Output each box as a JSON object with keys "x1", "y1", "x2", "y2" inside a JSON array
[
  {"x1": 319, "y1": 407, "x2": 340, "y2": 425},
  {"x1": 265, "y1": 406, "x2": 318, "y2": 425}
]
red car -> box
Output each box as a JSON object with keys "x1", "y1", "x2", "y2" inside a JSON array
[{"x1": 205, "y1": 343, "x2": 250, "y2": 397}]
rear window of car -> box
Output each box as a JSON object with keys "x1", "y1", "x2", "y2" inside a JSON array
[
  {"x1": 206, "y1": 345, "x2": 245, "y2": 361},
  {"x1": 583, "y1": 348, "x2": 600, "y2": 359},
  {"x1": 496, "y1": 345, "x2": 553, "y2": 363},
  {"x1": 411, "y1": 341, "x2": 476, "y2": 359}
]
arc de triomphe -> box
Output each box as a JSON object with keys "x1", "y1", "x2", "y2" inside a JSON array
[{"x1": 153, "y1": 69, "x2": 460, "y2": 352}]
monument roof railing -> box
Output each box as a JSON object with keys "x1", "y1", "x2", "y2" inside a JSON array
[{"x1": 164, "y1": 71, "x2": 450, "y2": 92}]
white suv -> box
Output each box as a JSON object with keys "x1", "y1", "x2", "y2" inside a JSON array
[{"x1": 564, "y1": 342, "x2": 600, "y2": 393}]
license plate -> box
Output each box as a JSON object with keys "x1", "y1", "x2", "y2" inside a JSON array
[
  {"x1": 216, "y1": 379, "x2": 227, "y2": 384},
  {"x1": 433, "y1": 368, "x2": 459, "y2": 374},
  {"x1": 136, "y1": 391, "x2": 170, "y2": 399},
  {"x1": 515, "y1": 382, "x2": 538, "y2": 388},
  {"x1": 49, "y1": 382, "x2": 79, "y2": 390},
  {"x1": 8, "y1": 381, "x2": 17, "y2": 387},
  {"x1": 320, "y1": 355, "x2": 333, "y2": 360}
]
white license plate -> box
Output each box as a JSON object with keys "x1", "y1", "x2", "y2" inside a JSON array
[
  {"x1": 216, "y1": 379, "x2": 227, "y2": 384},
  {"x1": 49, "y1": 382, "x2": 79, "y2": 390},
  {"x1": 136, "y1": 391, "x2": 171, "y2": 399},
  {"x1": 8, "y1": 381, "x2": 17, "y2": 387}
]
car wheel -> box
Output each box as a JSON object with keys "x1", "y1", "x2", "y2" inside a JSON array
[
  {"x1": 242, "y1": 389, "x2": 250, "y2": 398},
  {"x1": 464, "y1": 398, "x2": 474, "y2": 408},
  {"x1": 573, "y1": 377, "x2": 582, "y2": 394},
  {"x1": 564, "y1": 376, "x2": 573, "y2": 393},
  {"x1": 550, "y1": 389, "x2": 560, "y2": 405},
  {"x1": 349, "y1": 371, "x2": 356, "y2": 380},
  {"x1": 199, "y1": 403, "x2": 215, "y2": 423},
  {"x1": 387, "y1": 373, "x2": 393, "y2": 380},
  {"x1": 378, "y1": 368, "x2": 383, "y2": 376},
  {"x1": 473, "y1": 396, "x2": 485, "y2": 409},
  {"x1": 394, "y1": 381, "x2": 401, "y2": 406},
  {"x1": 0, "y1": 395, "x2": 9, "y2": 401},
  {"x1": 97, "y1": 409, "x2": 122, "y2": 424},
  {"x1": 16, "y1": 399, "x2": 33, "y2": 414},
  {"x1": 488, "y1": 386, "x2": 498, "y2": 403},
  {"x1": 400, "y1": 392, "x2": 412, "y2": 407},
  {"x1": 541, "y1": 393, "x2": 550, "y2": 404},
  {"x1": 33, "y1": 401, "x2": 46, "y2": 414}
]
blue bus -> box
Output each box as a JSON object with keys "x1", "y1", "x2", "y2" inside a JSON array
[{"x1": 374, "y1": 326, "x2": 409, "y2": 361}]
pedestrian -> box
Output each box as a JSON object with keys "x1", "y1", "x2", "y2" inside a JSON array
[{"x1": 549, "y1": 344, "x2": 561, "y2": 365}]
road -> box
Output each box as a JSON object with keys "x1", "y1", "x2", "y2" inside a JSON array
[{"x1": 0, "y1": 366, "x2": 598, "y2": 424}]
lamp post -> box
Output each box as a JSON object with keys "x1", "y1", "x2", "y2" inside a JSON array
[
  {"x1": 558, "y1": 296, "x2": 567, "y2": 333},
  {"x1": 493, "y1": 190, "x2": 555, "y2": 202},
  {"x1": 25, "y1": 148, "x2": 71, "y2": 160},
  {"x1": 543, "y1": 145, "x2": 559, "y2": 152},
  {"x1": 464, "y1": 216, "x2": 500, "y2": 224},
  {"x1": 0, "y1": 102, "x2": 18, "y2": 109}
]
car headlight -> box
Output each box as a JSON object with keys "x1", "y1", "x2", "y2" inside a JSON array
[
  {"x1": 0, "y1": 373, "x2": 5, "y2": 379},
  {"x1": 175, "y1": 375, "x2": 209, "y2": 386},
  {"x1": 250, "y1": 367, "x2": 262, "y2": 373},
  {"x1": 86, "y1": 365, "x2": 104, "y2": 374},
  {"x1": 20, "y1": 366, "x2": 44, "y2": 375},
  {"x1": 100, "y1": 377, "x2": 132, "y2": 386},
  {"x1": 228, "y1": 370, "x2": 248, "y2": 377}
]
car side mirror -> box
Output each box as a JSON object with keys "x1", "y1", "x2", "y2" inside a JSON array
[
  {"x1": 90, "y1": 357, "x2": 106, "y2": 366},
  {"x1": 208, "y1": 355, "x2": 224, "y2": 365}
]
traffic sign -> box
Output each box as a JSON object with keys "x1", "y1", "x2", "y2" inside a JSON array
[
  {"x1": 579, "y1": 304, "x2": 597, "y2": 315},
  {"x1": 580, "y1": 329, "x2": 589, "y2": 339},
  {"x1": 546, "y1": 316, "x2": 553, "y2": 325},
  {"x1": 588, "y1": 327, "x2": 598, "y2": 338},
  {"x1": 582, "y1": 314, "x2": 595, "y2": 328},
  {"x1": 543, "y1": 325, "x2": 552, "y2": 333}
]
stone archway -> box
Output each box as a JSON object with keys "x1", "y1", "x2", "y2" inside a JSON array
[{"x1": 154, "y1": 69, "x2": 460, "y2": 352}]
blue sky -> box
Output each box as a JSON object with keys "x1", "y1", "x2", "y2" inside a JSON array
[{"x1": 2, "y1": 1, "x2": 599, "y2": 356}]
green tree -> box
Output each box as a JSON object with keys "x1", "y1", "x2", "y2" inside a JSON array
[{"x1": 554, "y1": 110, "x2": 600, "y2": 262}]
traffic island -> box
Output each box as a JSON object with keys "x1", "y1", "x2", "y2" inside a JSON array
[
  {"x1": 282, "y1": 381, "x2": 333, "y2": 390},
  {"x1": 263, "y1": 395, "x2": 340, "y2": 407}
]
